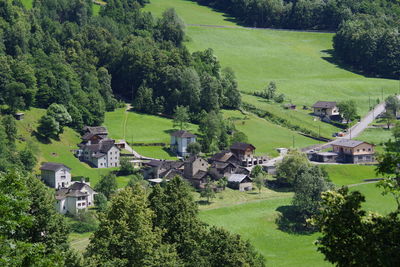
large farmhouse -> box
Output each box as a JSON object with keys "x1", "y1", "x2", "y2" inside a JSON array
[
  {"x1": 310, "y1": 139, "x2": 375, "y2": 164},
  {"x1": 170, "y1": 130, "x2": 197, "y2": 157},
  {"x1": 76, "y1": 126, "x2": 120, "y2": 168}
]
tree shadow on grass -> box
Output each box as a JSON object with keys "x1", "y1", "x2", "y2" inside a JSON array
[
  {"x1": 197, "y1": 200, "x2": 212, "y2": 206},
  {"x1": 162, "y1": 147, "x2": 177, "y2": 157},
  {"x1": 275, "y1": 206, "x2": 316, "y2": 235},
  {"x1": 32, "y1": 131, "x2": 52, "y2": 144},
  {"x1": 321, "y1": 49, "x2": 380, "y2": 78}
]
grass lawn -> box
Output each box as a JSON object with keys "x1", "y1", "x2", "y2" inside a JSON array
[
  {"x1": 133, "y1": 146, "x2": 177, "y2": 160},
  {"x1": 324, "y1": 164, "x2": 380, "y2": 186},
  {"x1": 104, "y1": 108, "x2": 198, "y2": 143},
  {"x1": 69, "y1": 232, "x2": 92, "y2": 252},
  {"x1": 199, "y1": 197, "x2": 329, "y2": 267},
  {"x1": 92, "y1": 4, "x2": 101, "y2": 16},
  {"x1": 242, "y1": 94, "x2": 340, "y2": 139},
  {"x1": 358, "y1": 127, "x2": 393, "y2": 146},
  {"x1": 144, "y1": 0, "x2": 237, "y2": 27},
  {"x1": 223, "y1": 110, "x2": 318, "y2": 156},
  {"x1": 146, "y1": 0, "x2": 398, "y2": 118}
]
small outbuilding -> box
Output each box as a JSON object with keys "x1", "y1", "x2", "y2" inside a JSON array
[
  {"x1": 14, "y1": 112, "x2": 24, "y2": 120},
  {"x1": 227, "y1": 174, "x2": 253, "y2": 192}
]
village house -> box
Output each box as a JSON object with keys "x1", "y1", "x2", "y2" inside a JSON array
[
  {"x1": 40, "y1": 162, "x2": 72, "y2": 189},
  {"x1": 183, "y1": 156, "x2": 209, "y2": 189},
  {"x1": 55, "y1": 180, "x2": 97, "y2": 215},
  {"x1": 310, "y1": 139, "x2": 375, "y2": 164},
  {"x1": 143, "y1": 159, "x2": 184, "y2": 179},
  {"x1": 209, "y1": 161, "x2": 238, "y2": 180},
  {"x1": 170, "y1": 130, "x2": 197, "y2": 157},
  {"x1": 312, "y1": 101, "x2": 340, "y2": 117},
  {"x1": 76, "y1": 126, "x2": 121, "y2": 168},
  {"x1": 230, "y1": 142, "x2": 268, "y2": 167},
  {"x1": 227, "y1": 174, "x2": 253, "y2": 191}
]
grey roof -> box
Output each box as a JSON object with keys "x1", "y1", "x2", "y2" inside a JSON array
[
  {"x1": 192, "y1": 170, "x2": 208, "y2": 180},
  {"x1": 40, "y1": 162, "x2": 70, "y2": 172},
  {"x1": 55, "y1": 182, "x2": 95, "y2": 200},
  {"x1": 82, "y1": 139, "x2": 118, "y2": 156},
  {"x1": 230, "y1": 142, "x2": 256, "y2": 151},
  {"x1": 81, "y1": 132, "x2": 107, "y2": 141},
  {"x1": 170, "y1": 130, "x2": 196, "y2": 138},
  {"x1": 211, "y1": 161, "x2": 237, "y2": 170},
  {"x1": 228, "y1": 174, "x2": 251, "y2": 183},
  {"x1": 83, "y1": 126, "x2": 108, "y2": 135},
  {"x1": 312, "y1": 101, "x2": 337, "y2": 109},
  {"x1": 332, "y1": 139, "x2": 370, "y2": 148},
  {"x1": 210, "y1": 151, "x2": 238, "y2": 163}
]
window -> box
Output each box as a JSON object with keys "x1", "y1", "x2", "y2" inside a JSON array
[
  {"x1": 357, "y1": 149, "x2": 360, "y2": 152},
  {"x1": 100, "y1": 163, "x2": 103, "y2": 166},
  {"x1": 78, "y1": 203, "x2": 81, "y2": 207},
  {"x1": 368, "y1": 148, "x2": 371, "y2": 151},
  {"x1": 115, "y1": 157, "x2": 117, "y2": 159},
  {"x1": 63, "y1": 206, "x2": 65, "y2": 210},
  {"x1": 363, "y1": 149, "x2": 365, "y2": 152}
]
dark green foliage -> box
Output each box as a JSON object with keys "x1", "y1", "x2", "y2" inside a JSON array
[
  {"x1": 186, "y1": 142, "x2": 201, "y2": 156},
  {"x1": 292, "y1": 165, "x2": 333, "y2": 220},
  {"x1": 37, "y1": 114, "x2": 60, "y2": 139},
  {"x1": 148, "y1": 177, "x2": 265, "y2": 266},
  {"x1": 0, "y1": 170, "x2": 73, "y2": 266},
  {"x1": 276, "y1": 150, "x2": 311, "y2": 184},
  {"x1": 94, "y1": 192, "x2": 108, "y2": 213},
  {"x1": 18, "y1": 146, "x2": 37, "y2": 172},
  {"x1": 94, "y1": 173, "x2": 117, "y2": 200},
  {"x1": 85, "y1": 185, "x2": 180, "y2": 266},
  {"x1": 173, "y1": 105, "x2": 190, "y2": 130},
  {"x1": 2, "y1": 115, "x2": 17, "y2": 143},
  {"x1": 338, "y1": 100, "x2": 358, "y2": 123},
  {"x1": 205, "y1": 226, "x2": 265, "y2": 267},
  {"x1": 200, "y1": 178, "x2": 216, "y2": 203},
  {"x1": 119, "y1": 157, "x2": 135, "y2": 175},
  {"x1": 313, "y1": 187, "x2": 400, "y2": 266},
  {"x1": 69, "y1": 211, "x2": 98, "y2": 233}
]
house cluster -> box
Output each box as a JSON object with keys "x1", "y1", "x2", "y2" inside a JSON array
[
  {"x1": 75, "y1": 126, "x2": 121, "y2": 168},
  {"x1": 309, "y1": 139, "x2": 375, "y2": 164},
  {"x1": 144, "y1": 141, "x2": 268, "y2": 192},
  {"x1": 40, "y1": 162, "x2": 97, "y2": 215}
]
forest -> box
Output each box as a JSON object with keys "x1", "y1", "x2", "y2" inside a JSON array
[
  {"x1": 0, "y1": 0, "x2": 241, "y2": 132},
  {"x1": 192, "y1": 0, "x2": 400, "y2": 78}
]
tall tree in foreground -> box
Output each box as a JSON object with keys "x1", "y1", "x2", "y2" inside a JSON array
[
  {"x1": 148, "y1": 177, "x2": 208, "y2": 266},
  {"x1": 85, "y1": 186, "x2": 180, "y2": 266},
  {"x1": 312, "y1": 187, "x2": 400, "y2": 266},
  {"x1": 292, "y1": 165, "x2": 333, "y2": 221}
]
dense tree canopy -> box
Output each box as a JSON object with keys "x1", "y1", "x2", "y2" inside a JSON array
[{"x1": 0, "y1": 0, "x2": 241, "y2": 130}]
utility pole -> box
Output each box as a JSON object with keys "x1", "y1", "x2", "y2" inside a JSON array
[
  {"x1": 382, "y1": 87, "x2": 384, "y2": 101},
  {"x1": 369, "y1": 95, "x2": 371, "y2": 110},
  {"x1": 292, "y1": 135, "x2": 295, "y2": 148}
]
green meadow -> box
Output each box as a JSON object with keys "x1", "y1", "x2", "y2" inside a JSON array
[
  {"x1": 145, "y1": 0, "x2": 398, "y2": 119},
  {"x1": 223, "y1": 110, "x2": 318, "y2": 156}
]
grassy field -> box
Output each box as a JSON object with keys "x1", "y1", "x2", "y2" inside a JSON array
[
  {"x1": 323, "y1": 164, "x2": 380, "y2": 186},
  {"x1": 243, "y1": 94, "x2": 339, "y2": 138},
  {"x1": 145, "y1": 0, "x2": 398, "y2": 118},
  {"x1": 13, "y1": 108, "x2": 129, "y2": 187},
  {"x1": 223, "y1": 110, "x2": 319, "y2": 156},
  {"x1": 104, "y1": 108, "x2": 198, "y2": 143},
  {"x1": 358, "y1": 127, "x2": 393, "y2": 146}
]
